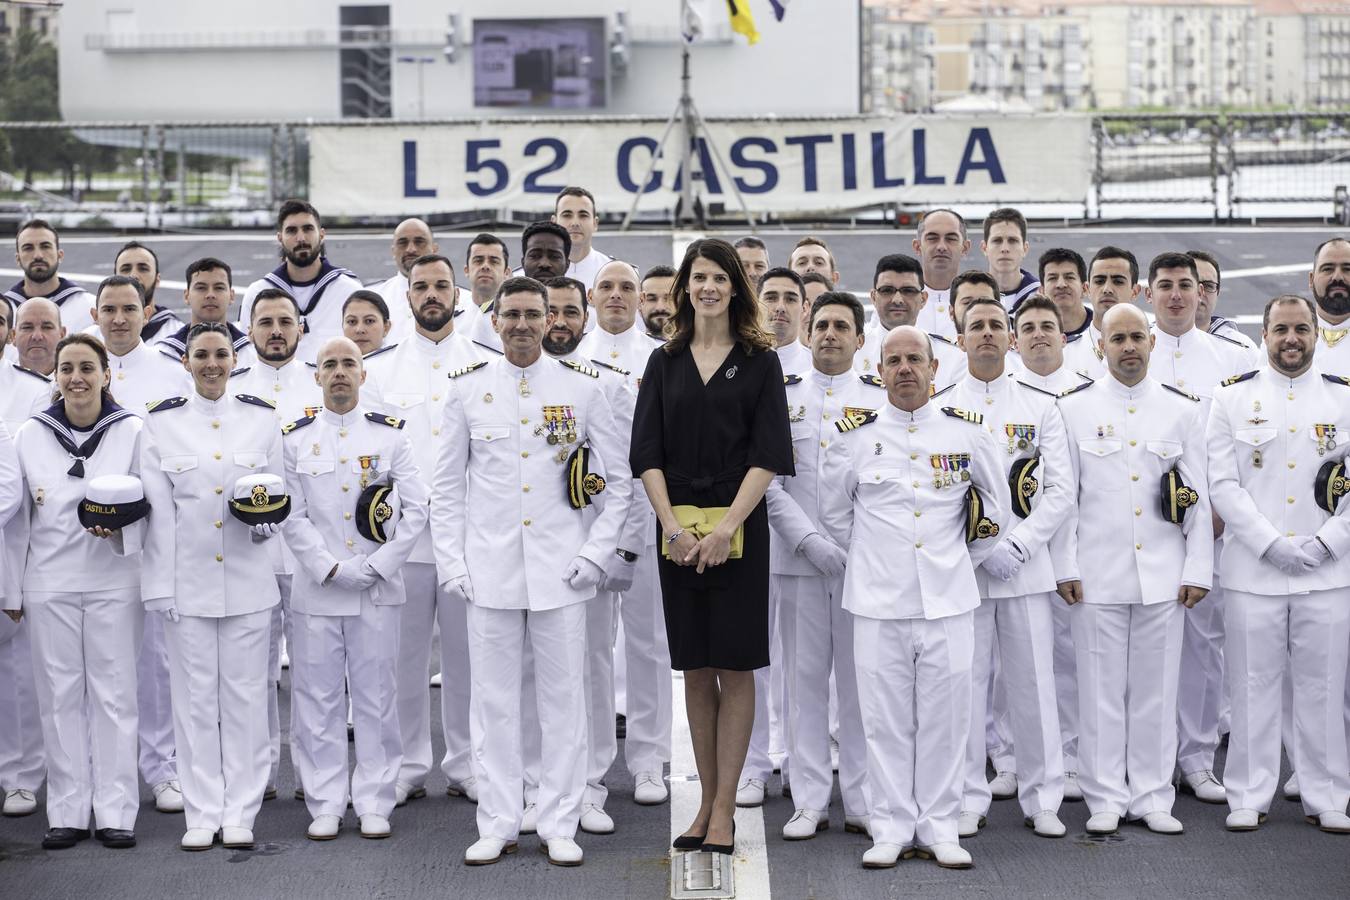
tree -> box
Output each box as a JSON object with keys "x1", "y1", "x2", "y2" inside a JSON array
[{"x1": 0, "y1": 27, "x2": 75, "y2": 185}]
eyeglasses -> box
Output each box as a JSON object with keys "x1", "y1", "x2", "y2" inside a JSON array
[
  {"x1": 1199, "y1": 281, "x2": 1220, "y2": 295},
  {"x1": 496, "y1": 310, "x2": 547, "y2": 322},
  {"x1": 873, "y1": 287, "x2": 924, "y2": 299}
]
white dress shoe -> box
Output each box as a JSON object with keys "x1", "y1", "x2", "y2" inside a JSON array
[
  {"x1": 861, "y1": 841, "x2": 902, "y2": 869},
  {"x1": 360, "y1": 814, "x2": 391, "y2": 839},
  {"x1": 520, "y1": 803, "x2": 538, "y2": 835},
  {"x1": 579, "y1": 804, "x2": 615, "y2": 834},
  {"x1": 429, "y1": 671, "x2": 442, "y2": 687},
  {"x1": 1025, "y1": 811, "x2": 1066, "y2": 838},
  {"x1": 1306, "y1": 811, "x2": 1350, "y2": 833},
  {"x1": 1062, "y1": 772, "x2": 1083, "y2": 802},
  {"x1": 153, "y1": 780, "x2": 185, "y2": 813},
  {"x1": 2, "y1": 788, "x2": 37, "y2": 817},
  {"x1": 394, "y1": 782, "x2": 426, "y2": 807},
  {"x1": 844, "y1": 814, "x2": 870, "y2": 836},
  {"x1": 735, "y1": 777, "x2": 766, "y2": 808},
  {"x1": 221, "y1": 826, "x2": 254, "y2": 848},
  {"x1": 464, "y1": 837, "x2": 516, "y2": 865},
  {"x1": 1085, "y1": 812, "x2": 1120, "y2": 834},
  {"x1": 988, "y1": 771, "x2": 1018, "y2": 800},
  {"x1": 447, "y1": 776, "x2": 478, "y2": 803},
  {"x1": 545, "y1": 837, "x2": 584, "y2": 867},
  {"x1": 1138, "y1": 811, "x2": 1183, "y2": 834},
  {"x1": 633, "y1": 772, "x2": 669, "y2": 805},
  {"x1": 1226, "y1": 808, "x2": 1266, "y2": 831},
  {"x1": 915, "y1": 841, "x2": 973, "y2": 869},
  {"x1": 958, "y1": 810, "x2": 986, "y2": 838},
  {"x1": 1284, "y1": 773, "x2": 1301, "y2": 801},
  {"x1": 782, "y1": 809, "x2": 828, "y2": 840},
  {"x1": 180, "y1": 827, "x2": 216, "y2": 851},
  {"x1": 1179, "y1": 770, "x2": 1226, "y2": 804},
  {"x1": 307, "y1": 814, "x2": 342, "y2": 841}
]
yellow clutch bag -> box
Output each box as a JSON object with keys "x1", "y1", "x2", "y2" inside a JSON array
[{"x1": 662, "y1": 506, "x2": 744, "y2": 560}]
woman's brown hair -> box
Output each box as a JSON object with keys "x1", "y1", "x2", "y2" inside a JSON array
[
  {"x1": 53, "y1": 332, "x2": 115, "y2": 407},
  {"x1": 662, "y1": 238, "x2": 774, "y2": 355}
]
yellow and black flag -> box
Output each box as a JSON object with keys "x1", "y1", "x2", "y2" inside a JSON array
[{"x1": 727, "y1": 0, "x2": 759, "y2": 45}]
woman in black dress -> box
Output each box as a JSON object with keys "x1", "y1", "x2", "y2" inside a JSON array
[{"x1": 630, "y1": 238, "x2": 793, "y2": 854}]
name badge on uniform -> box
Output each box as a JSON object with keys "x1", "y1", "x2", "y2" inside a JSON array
[
  {"x1": 358, "y1": 455, "x2": 381, "y2": 488},
  {"x1": 1004, "y1": 424, "x2": 1036, "y2": 455},
  {"x1": 1315, "y1": 424, "x2": 1338, "y2": 456}
]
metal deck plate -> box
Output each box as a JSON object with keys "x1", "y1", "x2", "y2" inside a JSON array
[{"x1": 670, "y1": 850, "x2": 735, "y2": 899}]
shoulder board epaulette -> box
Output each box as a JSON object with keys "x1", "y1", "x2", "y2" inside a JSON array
[
  {"x1": 1016, "y1": 380, "x2": 1058, "y2": 397},
  {"x1": 931, "y1": 383, "x2": 956, "y2": 399},
  {"x1": 281, "y1": 414, "x2": 315, "y2": 435},
  {"x1": 12, "y1": 364, "x2": 49, "y2": 382},
  {"x1": 1161, "y1": 383, "x2": 1201, "y2": 402},
  {"x1": 1323, "y1": 373, "x2": 1350, "y2": 387},
  {"x1": 146, "y1": 396, "x2": 188, "y2": 414},
  {"x1": 941, "y1": 406, "x2": 983, "y2": 425},
  {"x1": 472, "y1": 339, "x2": 504, "y2": 356},
  {"x1": 784, "y1": 374, "x2": 802, "y2": 385},
  {"x1": 1221, "y1": 370, "x2": 1258, "y2": 387},
  {"x1": 363, "y1": 343, "x2": 397, "y2": 360},
  {"x1": 158, "y1": 347, "x2": 183, "y2": 363},
  {"x1": 365, "y1": 412, "x2": 405, "y2": 429},
  {"x1": 859, "y1": 374, "x2": 883, "y2": 387},
  {"x1": 834, "y1": 411, "x2": 878, "y2": 433},
  {"x1": 229, "y1": 366, "x2": 251, "y2": 377},
  {"x1": 235, "y1": 393, "x2": 276, "y2": 410},
  {"x1": 929, "y1": 332, "x2": 955, "y2": 346},
  {"x1": 590, "y1": 359, "x2": 631, "y2": 376},
  {"x1": 1057, "y1": 381, "x2": 1094, "y2": 399},
  {"x1": 560, "y1": 359, "x2": 599, "y2": 378},
  {"x1": 449, "y1": 360, "x2": 490, "y2": 378},
  {"x1": 479, "y1": 299, "x2": 494, "y2": 314},
  {"x1": 1212, "y1": 331, "x2": 1245, "y2": 348}
]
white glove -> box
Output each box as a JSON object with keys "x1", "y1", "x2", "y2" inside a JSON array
[
  {"x1": 162, "y1": 607, "x2": 180, "y2": 624},
  {"x1": 981, "y1": 538, "x2": 1026, "y2": 583},
  {"x1": 444, "y1": 575, "x2": 475, "y2": 604},
  {"x1": 564, "y1": 556, "x2": 605, "y2": 591},
  {"x1": 250, "y1": 521, "x2": 281, "y2": 540},
  {"x1": 1300, "y1": 537, "x2": 1332, "y2": 570},
  {"x1": 601, "y1": 556, "x2": 637, "y2": 593},
  {"x1": 330, "y1": 555, "x2": 378, "y2": 590},
  {"x1": 1263, "y1": 536, "x2": 1319, "y2": 575},
  {"x1": 799, "y1": 533, "x2": 847, "y2": 577}
]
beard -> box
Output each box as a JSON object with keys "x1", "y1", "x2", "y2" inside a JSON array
[
  {"x1": 256, "y1": 336, "x2": 299, "y2": 363},
  {"x1": 282, "y1": 240, "x2": 323, "y2": 269},
  {"x1": 543, "y1": 329, "x2": 582, "y2": 356},
  {"x1": 1315, "y1": 280, "x2": 1350, "y2": 317},
  {"x1": 22, "y1": 259, "x2": 53, "y2": 282},
  {"x1": 641, "y1": 310, "x2": 671, "y2": 336},
  {"x1": 412, "y1": 302, "x2": 452, "y2": 332}
]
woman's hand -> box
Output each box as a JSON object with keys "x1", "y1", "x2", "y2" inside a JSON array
[
  {"x1": 690, "y1": 525, "x2": 734, "y2": 574},
  {"x1": 85, "y1": 525, "x2": 120, "y2": 540},
  {"x1": 669, "y1": 531, "x2": 700, "y2": 567}
]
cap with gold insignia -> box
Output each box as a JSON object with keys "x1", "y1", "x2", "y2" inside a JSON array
[
  {"x1": 964, "y1": 487, "x2": 1000, "y2": 542},
  {"x1": 77, "y1": 474, "x2": 150, "y2": 530},
  {"x1": 228, "y1": 473, "x2": 291, "y2": 525},
  {"x1": 1315, "y1": 459, "x2": 1350, "y2": 514},
  {"x1": 1008, "y1": 455, "x2": 1040, "y2": 519},
  {"x1": 566, "y1": 445, "x2": 607, "y2": 510},
  {"x1": 1160, "y1": 467, "x2": 1198, "y2": 525},
  {"x1": 355, "y1": 481, "x2": 400, "y2": 544}
]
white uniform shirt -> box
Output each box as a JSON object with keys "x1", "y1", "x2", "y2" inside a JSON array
[
  {"x1": 774, "y1": 340, "x2": 812, "y2": 379},
  {"x1": 230, "y1": 359, "x2": 324, "y2": 426},
  {"x1": 566, "y1": 246, "x2": 614, "y2": 291},
  {"x1": 239, "y1": 264, "x2": 366, "y2": 363},
  {"x1": 1150, "y1": 325, "x2": 1257, "y2": 410},
  {"x1": 1056, "y1": 376, "x2": 1213, "y2": 604},
  {"x1": 139, "y1": 392, "x2": 284, "y2": 616},
  {"x1": 1312, "y1": 318, "x2": 1350, "y2": 376},
  {"x1": 1018, "y1": 364, "x2": 1093, "y2": 396},
  {"x1": 1208, "y1": 315, "x2": 1257, "y2": 351},
  {"x1": 950, "y1": 371, "x2": 1074, "y2": 598},
  {"x1": 2, "y1": 279, "x2": 96, "y2": 335},
  {"x1": 107, "y1": 341, "x2": 191, "y2": 416},
  {"x1": 854, "y1": 321, "x2": 965, "y2": 393},
  {"x1": 430, "y1": 355, "x2": 632, "y2": 611},
  {"x1": 818, "y1": 400, "x2": 1007, "y2": 621},
  {"x1": 1206, "y1": 364, "x2": 1350, "y2": 595},
  {"x1": 1062, "y1": 316, "x2": 1106, "y2": 379},
  {"x1": 916, "y1": 286, "x2": 955, "y2": 342},
  {"x1": 282, "y1": 406, "x2": 429, "y2": 615},
  {"x1": 4, "y1": 414, "x2": 142, "y2": 601},
  {"x1": 768, "y1": 370, "x2": 886, "y2": 576},
  {"x1": 363, "y1": 331, "x2": 484, "y2": 564},
  {"x1": 0, "y1": 360, "x2": 51, "y2": 432}
]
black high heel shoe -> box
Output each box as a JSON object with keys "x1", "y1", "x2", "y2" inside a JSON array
[
  {"x1": 672, "y1": 832, "x2": 707, "y2": 850},
  {"x1": 701, "y1": 821, "x2": 736, "y2": 855}
]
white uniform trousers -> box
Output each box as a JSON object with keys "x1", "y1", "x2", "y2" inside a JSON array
[
  {"x1": 854, "y1": 612, "x2": 974, "y2": 847},
  {"x1": 1224, "y1": 588, "x2": 1350, "y2": 816},
  {"x1": 0, "y1": 617, "x2": 45, "y2": 792},
  {"x1": 265, "y1": 575, "x2": 292, "y2": 789},
  {"x1": 25, "y1": 590, "x2": 142, "y2": 830},
  {"x1": 290, "y1": 600, "x2": 402, "y2": 819},
  {"x1": 1071, "y1": 601, "x2": 1183, "y2": 818},
  {"x1": 164, "y1": 609, "x2": 272, "y2": 831},
  {"x1": 963, "y1": 593, "x2": 1064, "y2": 817},
  {"x1": 468, "y1": 602, "x2": 587, "y2": 842},
  {"x1": 136, "y1": 611, "x2": 177, "y2": 786},
  {"x1": 615, "y1": 551, "x2": 672, "y2": 776},
  {"x1": 782, "y1": 573, "x2": 869, "y2": 817},
  {"x1": 745, "y1": 581, "x2": 793, "y2": 785},
  {"x1": 396, "y1": 562, "x2": 472, "y2": 789},
  {"x1": 1050, "y1": 599, "x2": 1079, "y2": 774},
  {"x1": 985, "y1": 652, "x2": 1018, "y2": 775},
  {"x1": 1177, "y1": 575, "x2": 1226, "y2": 776}
]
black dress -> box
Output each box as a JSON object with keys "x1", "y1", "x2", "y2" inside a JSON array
[{"x1": 629, "y1": 341, "x2": 794, "y2": 671}]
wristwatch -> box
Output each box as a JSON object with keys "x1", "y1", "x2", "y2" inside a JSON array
[{"x1": 615, "y1": 549, "x2": 638, "y2": 562}]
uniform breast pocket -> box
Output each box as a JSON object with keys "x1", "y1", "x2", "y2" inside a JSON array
[
  {"x1": 233, "y1": 451, "x2": 268, "y2": 471},
  {"x1": 469, "y1": 425, "x2": 512, "y2": 443},
  {"x1": 160, "y1": 454, "x2": 198, "y2": 475},
  {"x1": 1145, "y1": 439, "x2": 1183, "y2": 466},
  {"x1": 855, "y1": 466, "x2": 910, "y2": 515},
  {"x1": 297, "y1": 459, "x2": 335, "y2": 478},
  {"x1": 386, "y1": 392, "x2": 426, "y2": 412},
  {"x1": 1078, "y1": 438, "x2": 1123, "y2": 489}
]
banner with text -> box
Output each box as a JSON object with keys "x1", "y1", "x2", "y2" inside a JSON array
[{"x1": 310, "y1": 115, "x2": 1091, "y2": 216}]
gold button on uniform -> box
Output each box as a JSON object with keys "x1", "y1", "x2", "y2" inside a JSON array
[
  {"x1": 214, "y1": 521, "x2": 223, "y2": 529},
  {"x1": 1129, "y1": 440, "x2": 1137, "y2": 447},
  {"x1": 1135, "y1": 543, "x2": 1142, "y2": 550},
  {"x1": 432, "y1": 361, "x2": 441, "y2": 370},
  {"x1": 520, "y1": 418, "x2": 529, "y2": 425},
  {"x1": 523, "y1": 485, "x2": 531, "y2": 493},
  {"x1": 1134, "y1": 508, "x2": 1142, "y2": 516},
  {"x1": 820, "y1": 441, "x2": 827, "y2": 448},
  {"x1": 914, "y1": 510, "x2": 922, "y2": 517},
  {"x1": 915, "y1": 541, "x2": 923, "y2": 548},
  {"x1": 212, "y1": 420, "x2": 220, "y2": 429},
  {"x1": 213, "y1": 452, "x2": 222, "y2": 460},
  {"x1": 910, "y1": 453, "x2": 918, "y2": 460},
  {"x1": 1288, "y1": 497, "x2": 1296, "y2": 504},
  {"x1": 432, "y1": 394, "x2": 441, "y2": 402},
  {"x1": 523, "y1": 519, "x2": 532, "y2": 526},
  {"x1": 215, "y1": 554, "x2": 223, "y2": 562},
  {"x1": 1131, "y1": 474, "x2": 1139, "y2": 481},
  {"x1": 1174, "y1": 350, "x2": 1183, "y2": 358},
  {"x1": 340, "y1": 457, "x2": 348, "y2": 464},
  {"x1": 346, "y1": 539, "x2": 354, "y2": 548},
  {"x1": 432, "y1": 428, "x2": 441, "y2": 436},
  {"x1": 1288, "y1": 461, "x2": 1296, "y2": 469},
  {"x1": 344, "y1": 512, "x2": 352, "y2": 520},
  {"x1": 342, "y1": 485, "x2": 350, "y2": 492},
  {"x1": 214, "y1": 486, "x2": 223, "y2": 495},
  {"x1": 521, "y1": 451, "x2": 529, "y2": 458}
]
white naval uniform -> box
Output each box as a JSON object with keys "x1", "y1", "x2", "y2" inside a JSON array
[
  {"x1": 363, "y1": 331, "x2": 484, "y2": 796},
  {"x1": 238, "y1": 262, "x2": 366, "y2": 363},
  {"x1": 1209, "y1": 315, "x2": 1257, "y2": 352},
  {"x1": 155, "y1": 321, "x2": 257, "y2": 372},
  {"x1": 1061, "y1": 313, "x2": 1105, "y2": 380},
  {"x1": 2, "y1": 278, "x2": 96, "y2": 336},
  {"x1": 375, "y1": 272, "x2": 482, "y2": 348},
  {"x1": 915, "y1": 286, "x2": 956, "y2": 342},
  {"x1": 282, "y1": 406, "x2": 429, "y2": 821},
  {"x1": 575, "y1": 323, "x2": 671, "y2": 782},
  {"x1": 431, "y1": 355, "x2": 632, "y2": 843},
  {"x1": 140, "y1": 391, "x2": 284, "y2": 833},
  {"x1": 951, "y1": 371, "x2": 1071, "y2": 819},
  {"x1": 0, "y1": 362, "x2": 49, "y2": 799},
  {"x1": 1207, "y1": 365, "x2": 1350, "y2": 817},
  {"x1": 106, "y1": 342, "x2": 190, "y2": 792},
  {"x1": 1056, "y1": 376, "x2": 1213, "y2": 819},
  {"x1": 3, "y1": 412, "x2": 143, "y2": 832},
  {"x1": 765, "y1": 369, "x2": 886, "y2": 819},
  {"x1": 1149, "y1": 325, "x2": 1256, "y2": 781},
  {"x1": 566, "y1": 246, "x2": 614, "y2": 292},
  {"x1": 1320, "y1": 323, "x2": 1350, "y2": 757},
  {"x1": 817, "y1": 400, "x2": 1006, "y2": 849},
  {"x1": 855, "y1": 321, "x2": 965, "y2": 393}
]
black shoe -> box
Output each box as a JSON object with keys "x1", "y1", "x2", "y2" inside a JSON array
[
  {"x1": 701, "y1": 821, "x2": 736, "y2": 855},
  {"x1": 95, "y1": 828, "x2": 136, "y2": 849},
  {"x1": 42, "y1": 827, "x2": 91, "y2": 850},
  {"x1": 672, "y1": 832, "x2": 706, "y2": 850},
  {"x1": 615, "y1": 714, "x2": 627, "y2": 740}
]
